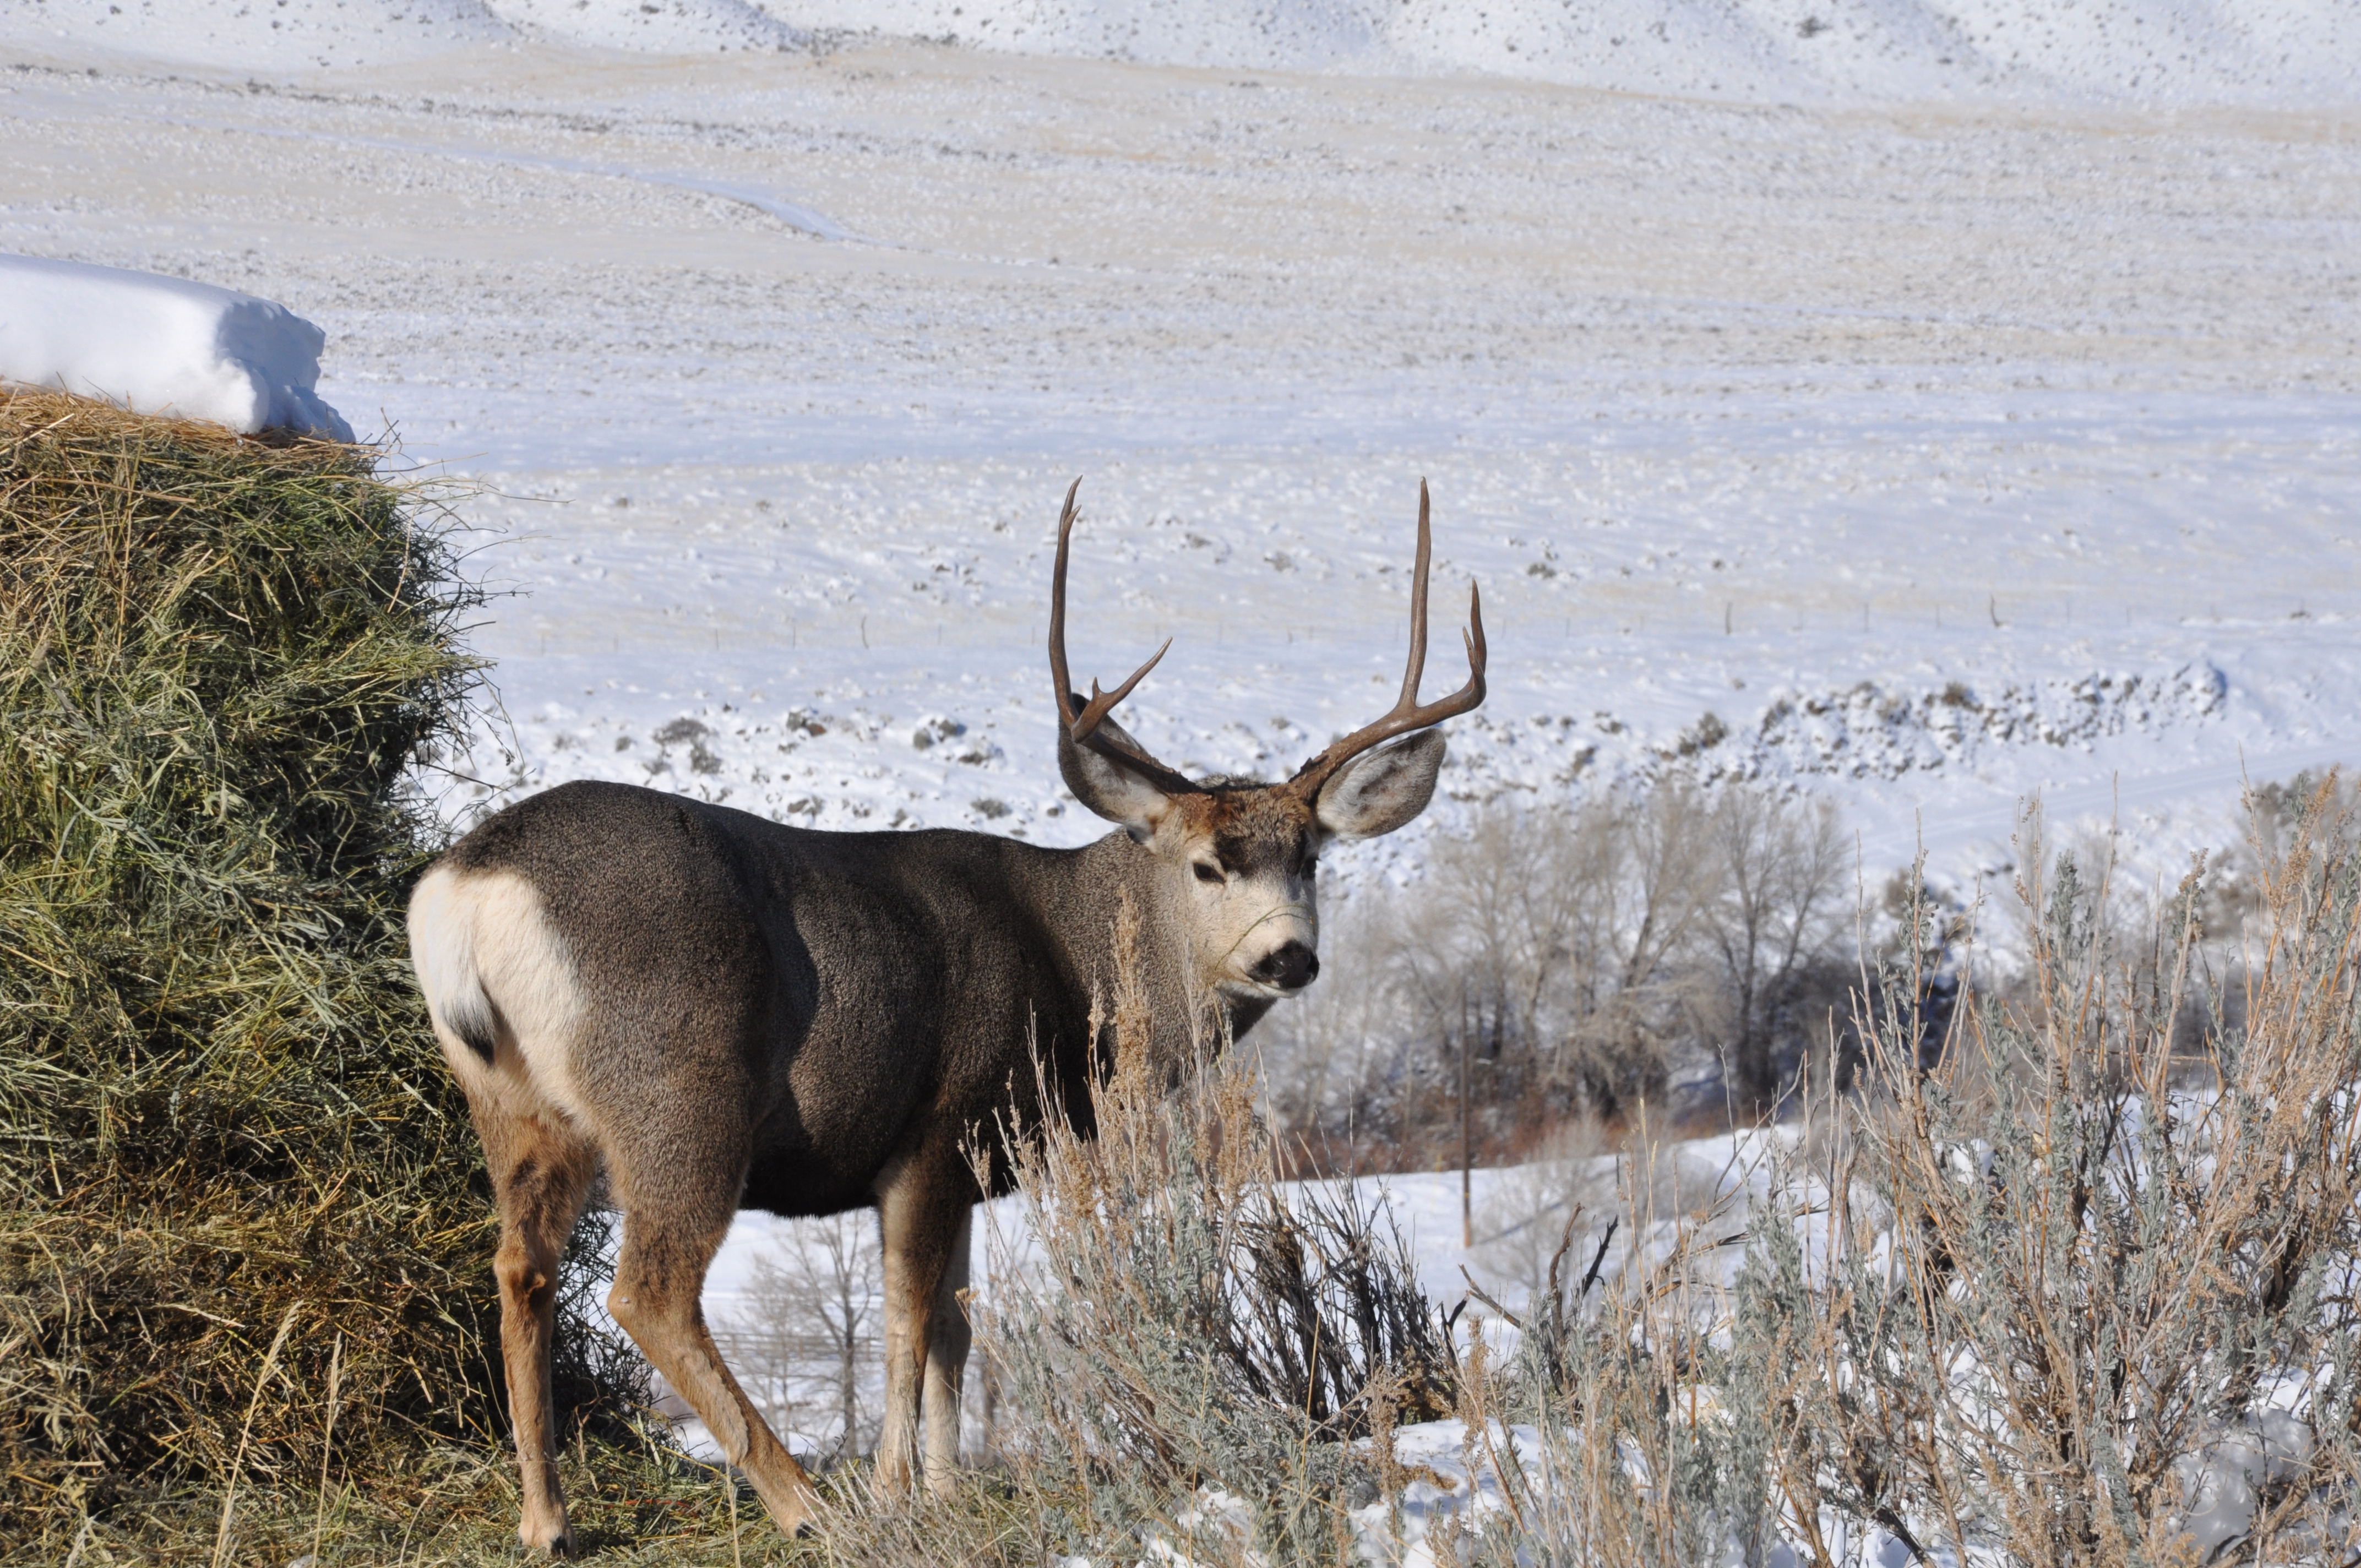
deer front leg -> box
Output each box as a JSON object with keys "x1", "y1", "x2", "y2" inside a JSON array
[
  {"x1": 874, "y1": 1154, "x2": 966, "y2": 1498},
  {"x1": 923, "y1": 1206, "x2": 973, "y2": 1494}
]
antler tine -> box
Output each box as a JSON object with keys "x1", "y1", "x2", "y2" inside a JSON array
[
  {"x1": 1397, "y1": 478, "x2": 1433, "y2": 713},
  {"x1": 1070, "y1": 638, "x2": 1172, "y2": 742},
  {"x1": 1046, "y1": 478, "x2": 1198, "y2": 792},
  {"x1": 1288, "y1": 478, "x2": 1487, "y2": 799},
  {"x1": 1047, "y1": 476, "x2": 1085, "y2": 728}
]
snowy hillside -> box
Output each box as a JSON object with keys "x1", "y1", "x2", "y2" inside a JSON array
[
  {"x1": 774, "y1": 0, "x2": 2361, "y2": 106},
  {"x1": 6, "y1": 33, "x2": 2352, "y2": 900},
  {"x1": 6, "y1": 0, "x2": 2358, "y2": 105},
  {"x1": 1, "y1": 0, "x2": 801, "y2": 68}
]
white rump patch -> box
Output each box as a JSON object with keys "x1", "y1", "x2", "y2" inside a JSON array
[{"x1": 408, "y1": 865, "x2": 595, "y2": 1128}]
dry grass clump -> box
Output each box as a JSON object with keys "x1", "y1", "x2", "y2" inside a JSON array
[
  {"x1": 1297, "y1": 782, "x2": 2361, "y2": 1567},
  {"x1": 977, "y1": 893, "x2": 1455, "y2": 1563},
  {"x1": 0, "y1": 386, "x2": 544, "y2": 1551}
]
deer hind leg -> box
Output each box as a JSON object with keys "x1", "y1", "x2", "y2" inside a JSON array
[
  {"x1": 477, "y1": 1106, "x2": 600, "y2": 1556},
  {"x1": 922, "y1": 1205, "x2": 973, "y2": 1494},
  {"x1": 604, "y1": 1162, "x2": 817, "y2": 1537},
  {"x1": 874, "y1": 1151, "x2": 971, "y2": 1499}
]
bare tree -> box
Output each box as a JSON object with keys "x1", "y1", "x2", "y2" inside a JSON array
[
  {"x1": 1696, "y1": 790, "x2": 1847, "y2": 1115},
  {"x1": 1408, "y1": 785, "x2": 1722, "y2": 1124},
  {"x1": 1261, "y1": 781, "x2": 1860, "y2": 1167},
  {"x1": 1564, "y1": 782, "x2": 1717, "y2": 1118},
  {"x1": 1264, "y1": 785, "x2": 1736, "y2": 1164},
  {"x1": 728, "y1": 1214, "x2": 883, "y2": 1463}
]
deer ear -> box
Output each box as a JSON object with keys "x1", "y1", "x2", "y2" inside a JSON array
[
  {"x1": 1058, "y1": 712, "x2": 1177, "y2": 840},
  {"x1": 1314, "y1": 731, "x2": 1445, "y2": 839}
]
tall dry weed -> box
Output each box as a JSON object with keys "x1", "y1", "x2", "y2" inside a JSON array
[
  {"x1": 1735, "y1": 781, "x2": 2361, "y2": 1566},
  {"x1": 1394, "y1": 780, "x2": 2361, "y2": 1567}
]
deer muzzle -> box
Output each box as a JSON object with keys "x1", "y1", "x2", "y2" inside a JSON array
[{"x1": 1249, "y1": 940, "x2": 1320, "y2": 992}]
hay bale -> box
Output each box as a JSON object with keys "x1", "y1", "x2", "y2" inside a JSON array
[{"x1": 0, "y1": 386, "x2": 521, "y2": 1541}]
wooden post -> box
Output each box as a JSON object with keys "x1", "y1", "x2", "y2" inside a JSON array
[
  {"x1": 1461, "y1": 987, "x2": 1473, "y2": 1251},
  {"x1": 977, "y1": 1346, "x2": 997, "y2": 1467}
]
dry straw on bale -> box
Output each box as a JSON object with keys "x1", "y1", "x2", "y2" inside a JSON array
[{"x1": 0, "y1": 387, "x2": 616, "y2": 1550}]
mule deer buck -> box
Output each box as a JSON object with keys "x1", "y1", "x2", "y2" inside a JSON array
[{"x1": 408, "y1": 479, "x2": 1485, "y2": 1553}]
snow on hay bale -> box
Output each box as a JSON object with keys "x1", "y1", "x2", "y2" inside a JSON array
[
  {"x1": 0, "y1": 254, "x2": 353, "y2": 441},
  {"x1": 0, "y1": 387, "x2": 593, "y2": 1547}
]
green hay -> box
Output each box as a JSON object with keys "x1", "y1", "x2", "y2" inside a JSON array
[{"x1": 0, "y1": 386, "x2": 526, "y2": 1548}]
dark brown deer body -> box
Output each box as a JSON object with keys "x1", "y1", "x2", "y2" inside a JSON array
[{"x1": 408, "y1": 481, "x2": 1484, "y2": 1553}]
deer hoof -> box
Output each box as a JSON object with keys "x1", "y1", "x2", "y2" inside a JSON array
[{"x1": 520, "y1": 1521, "x2": 576, "y2": 1558}]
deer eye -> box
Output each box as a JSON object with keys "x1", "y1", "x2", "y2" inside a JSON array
[{"x1": 1192, "y1": 861, "x2": 1226, "y2": 885}]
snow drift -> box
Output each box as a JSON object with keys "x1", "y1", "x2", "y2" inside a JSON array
[
  {"x1": 1, "y1": 0, "x2": 801, "y2": 69},
  {"x1": 0, "y1": 256, "x2": 353, "y2": 442},
  {"x1": 781, "y1": 0, "x2": 2361, "y2": 106},
  {"x1": 4, "y1": 0, "x2": 2355, "y2": 106}
]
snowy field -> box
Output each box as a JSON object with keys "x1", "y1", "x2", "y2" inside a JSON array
[
  {"x1": 5, "y1": 6, "x2": 2358, "y2": 903},
  {"x1": 6, "y1": 1, "x2": 2360, "y2": 1528}
]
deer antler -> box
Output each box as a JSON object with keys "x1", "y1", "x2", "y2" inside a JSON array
[
  {"x1": 1286, "y1": 479, "x2": 1487, "y2": 799},
  {"x1": 1047, "y1": 477, "x2": 1200, "y2": 795}
]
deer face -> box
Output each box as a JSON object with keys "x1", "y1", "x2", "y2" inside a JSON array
[
  {"x1": 1064, "y1": 731, "x2": 1447, "y2": 997},
  {"x1": 1045, "y1": 478, "x2": 1483, "y2": 1004},
  {"x1": 1169, "y1": 741, "x2": 1451, "y2": 997},
  {"x1": 1160, "y1": 783, "x2": 1324, "y2": 998}
]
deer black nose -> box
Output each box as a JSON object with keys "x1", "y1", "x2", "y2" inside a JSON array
[{"x1": 1252, "y1": 941, "x2": 1320, "y2": 991}]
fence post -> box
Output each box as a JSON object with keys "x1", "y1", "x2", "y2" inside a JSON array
[{"x1": 1461, "y1": 984, "x2": 1473, "y2": 1251}]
